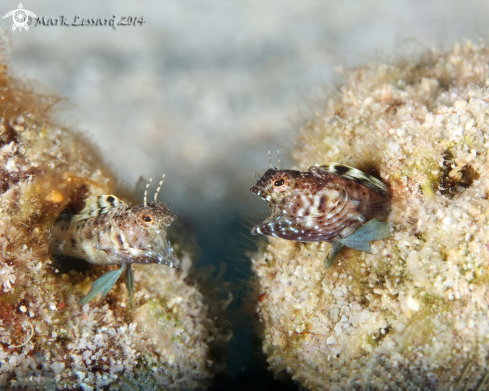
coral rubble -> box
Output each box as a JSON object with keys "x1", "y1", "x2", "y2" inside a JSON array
[
  {"x1": 252, "y1": 42, "x2": 489, "y2": 390},
  {"x1": 0, "y1": 36, "x2": 219, "y2": 390}
]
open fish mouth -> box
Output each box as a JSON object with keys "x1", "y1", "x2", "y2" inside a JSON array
[
  {"x1": 250, "y1": 211, "x2": 278, "y2": 237},
  {"x1": 250, "y1": 186, "x2": 278, "y2": 236},
  {"x1": 153, "y1": 234, "x2": 180, "y2": 268}
]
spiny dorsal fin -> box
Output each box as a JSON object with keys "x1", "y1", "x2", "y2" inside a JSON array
[
  {"x1": 71, "y1": 195, "x2": 127, "y2": 223},
  {"x1": 310, "y1": 163, "x2": 388, "y2": 194}
]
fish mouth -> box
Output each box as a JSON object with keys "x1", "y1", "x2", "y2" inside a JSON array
[
  {"x1": 250, "y1": 186, "x2": 267, "y2": 199},
  {"x1": 153, "y1": 235, "x2": 180, "y2": 268},
  {"x1": 250, "y1": 203, "x2": 285, "y2": 237},
  {"x1": 250, "y1": 186, "x2": 275, "y2": 236},
  {"x1": 167, "y1": 212, "x2": 177, "y2": 225}
]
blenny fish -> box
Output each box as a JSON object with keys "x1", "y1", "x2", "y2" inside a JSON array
[
  {"x1": 51, "y1": 175, "x2": 179, "y2": 305},
  {"x1": 250, "y1": 153, "x2": 392, "y2": 267}
]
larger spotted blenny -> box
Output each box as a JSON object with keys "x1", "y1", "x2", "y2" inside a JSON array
[{"x1": 250, "y1": 153, "x2": 392, "y2": 267}]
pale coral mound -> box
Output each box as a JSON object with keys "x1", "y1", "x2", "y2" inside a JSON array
[
  {"x1": 0, "y1": 37, "x2": 220, "y2": 390},
  {"x1": 252, "y1": 42, "x2": 489, "y2": 390}
]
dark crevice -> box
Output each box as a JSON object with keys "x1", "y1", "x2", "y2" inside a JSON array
[{"x1": 439, "y1": 150, "x2": 479, "y2": 198}]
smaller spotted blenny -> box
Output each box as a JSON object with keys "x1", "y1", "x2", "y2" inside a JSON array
[
  {"x1": 250, "y1": 153, "x2": 392, "y2": 267},
  {"x1": 51, "y1": 175, "x2": 179, "y2": 305}
]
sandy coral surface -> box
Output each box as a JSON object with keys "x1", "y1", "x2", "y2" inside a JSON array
[
  {"x1": 252, "y1": 42, "x2": 489, "y2": 390},
  {"x1": 0, "y1": 37, "x2": 220, "y2": 390}
]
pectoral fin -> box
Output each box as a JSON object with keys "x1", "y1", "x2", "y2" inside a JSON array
[
  {"x1": 339, "y1": 219, "x2": 391, "y2": 252},
  {"x1": 79, "y1": 265, "x2": 126, "y2": 305},
  {"x1": 325, "y1": 243, "x2": 344, "y2": 269},
  {"x1": 124, "y1": 264, "x2": 135, "y2": 309},
  {"x1": 324, "y1": 219, "x2": 392, "y2": 268}
]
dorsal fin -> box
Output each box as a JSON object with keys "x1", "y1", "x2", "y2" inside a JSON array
[
  {"x1": 71, "y1": 195, "x2": 127, "y2": 223},
  {"x1": 310, "y1": 163, "x2": 388, "y2": 194}
]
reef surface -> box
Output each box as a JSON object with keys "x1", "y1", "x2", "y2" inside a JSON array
[
  {"x1": 252, "y1": 42, "x2": 489, "y2": 390},
  {"x1": 0, "y1": 37, "x2": 220, "y2": 390}
]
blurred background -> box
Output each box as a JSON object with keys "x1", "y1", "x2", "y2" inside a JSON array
[{"x1": 3, "y1": 0, "x2": 489, "y2": 389}]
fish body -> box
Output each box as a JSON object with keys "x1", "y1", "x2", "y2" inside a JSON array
[
  {"x1": 52, "y1": 196, "x2": 179, "y2": 268},
  {"x1": 250, "y1": 163, "x2": 391, "y2": 265},
  {"x1": 51, "y1": 178, "x2": 179, "y2": 305}
]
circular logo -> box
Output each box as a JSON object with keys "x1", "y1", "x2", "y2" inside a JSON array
[{"x1": 3, "y1": 3, "x2": 37, "y2": 32}]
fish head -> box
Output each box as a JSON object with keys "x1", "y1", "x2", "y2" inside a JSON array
[
  {"x1": 120, "y1": 201, "x2": 180, "y2": 268},
  {"x1": 250, "y1": 169, "x2": 305, "y2": 237},
  {"x1": 250, "y1": 168, "x2": 295, "y2": 205},
  {"x1": 135, "y1": 201, "x2": 176, "y2": 229}
]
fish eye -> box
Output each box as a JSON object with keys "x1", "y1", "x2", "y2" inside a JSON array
[
  {"x1": 138, "y1": 211, "x2": 155, "y2": 226},
  {"x1": 274, "y1": 178, "x2": 285, "y2": 187},
  {"x1": 271, "y1": 176, "x2": 290, "y2": 193}
]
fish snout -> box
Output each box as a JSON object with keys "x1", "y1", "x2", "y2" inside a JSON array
[{"x1": 251, "y1": 186, "x2": 266, "y2": 198}]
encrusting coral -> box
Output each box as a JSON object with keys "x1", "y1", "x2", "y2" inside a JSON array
[
  {"x1": 251, "y1": 41, "x2": 489, "y2": 390},
  {"x1": 0, "y1": 34, "x2": 221, "y2": 390}
]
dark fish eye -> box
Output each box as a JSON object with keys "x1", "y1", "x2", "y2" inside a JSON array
[
  {"x1": 274, "y1": 178, "x2": 285, "y2": 187},
  {"x1": 142, "y1": 215, "x2": 152, "y2": 222}
]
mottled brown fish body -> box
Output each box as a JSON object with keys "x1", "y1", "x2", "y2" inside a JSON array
[
  {"x1": 250, "y1": 164, "x2": 390, "y2": 243},
  {"x1": 309, "y1": 170, "x2": 390, "y2": 223},
  {"x1": 53, "y1": 214, "x2": 117, "y2": 265},
  {"x1": 52, "y1": 199, "x2": 180, "y2": 268}
]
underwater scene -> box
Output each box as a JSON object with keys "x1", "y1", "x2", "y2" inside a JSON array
[{"x1": 2, "y1": 1, "x2": 489, "y2": 390}]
